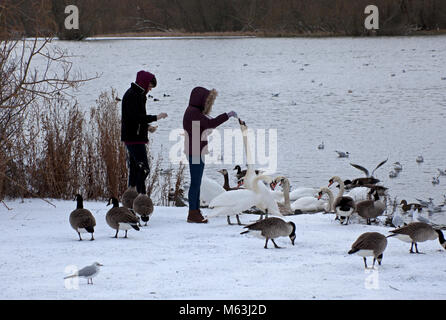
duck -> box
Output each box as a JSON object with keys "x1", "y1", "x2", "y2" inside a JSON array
[
  {"x1": 208, "y1": 175, "x2": 281, "y2": 225},
  {"x1": 416, "y1": 155, "x2": 424, "y2": 163},
  {"x1": 388, "y1": 222, "x2": 446, "y2": 254},
  {"x1": 348, "y1": 232, "x2": 387, "y2": 269},
  {"x1": 355, "y1": 190, "x2": 386, "y2": 225},
  {"x1": 389, "y1": 170, "x2": 398, "y2": 178},
  {"x1": 328, "y1": 176, "x2": 356, "y2": 225},
  {"x1": 199, "y1": 174, "x2": 226, "y2": 207},
  {"x1": 335, "y1": 151, "x2": 350, "y2": 158},
  {"x1": 218, "y1": 169, "x2": 242, "y2": 191},
  {"x1": 393, "y1": 162, "x2": 403, "y2": 172},
  {"x1": 69, "y1": 194, "x2": 96, "y2": 241},
  {"x1": 240, "y1": 217, "x2": 296, "y2": 249},
  {"x1": 133, "y1": 192, "x2": 154, "y2": 226},
  {"x1": 318, "y1": 141, "x2": 324, "y2": 150},
  {"x1": 121, "y1": 186, "x2": 138, "y2": 210},
  {"x1": 399, "y1": 200, "x2": 424, "y2": 212},
  {"x1": 106, "y1": 197, "x2": 140, "y2": 238},
  {"x1": 432, "y1": 175, "x2": 440, "y2": 185},
  {"x1": 437, "y1": 168, "x2": 446, "y2": 176}
]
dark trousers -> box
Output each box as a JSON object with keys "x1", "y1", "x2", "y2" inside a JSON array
[
  {"x1": 188, "y1": 156, "x2": 205, "y2": 210},
  {"x1": 126, "y1": 144, "x2": 149, "y2": 194}
]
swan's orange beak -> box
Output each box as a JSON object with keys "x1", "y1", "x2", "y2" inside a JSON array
[
  {"x1": 317, "y1": 193, "x2": 323, "y2": 200},
  {"x1": 328, "y1": 180, "x2": 333, "y2": 187},
  {"x1": 270, "y1": 182, "x2": 277, "y2": 190}
]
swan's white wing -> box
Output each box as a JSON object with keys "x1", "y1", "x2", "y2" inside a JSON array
[
  {"x1": 270, "y1": 190, "x2": 284, "y2": 203},
  {"x1": 208, "y1": 189, "x2": 258, "y2": 217},
  {"x1": 345, "y1": 187, "x2": 369, "y2": 202},
  {"x1": 289, "y1": 188, "x2": 318, "y2": 201},
  {"x1": 291, "y1": 196, "x2": 327, "y2": 212},
  {"x1": 200, "y1": 175, "x2": 225, "y2": 205}
]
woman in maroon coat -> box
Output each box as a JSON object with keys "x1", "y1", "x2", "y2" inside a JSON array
[{"x1": 183, "y1": 87, "x2": 237, "y2": 223}]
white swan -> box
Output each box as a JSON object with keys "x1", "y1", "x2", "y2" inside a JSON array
[
  {"x1": 291, "y1": 195, "x2": 328, "y2": 213},
  {"x1": 208, "y1": 175, "x2": 281, "y2": 223},
  {"x1": 270, "y1": 185, "x2": 318, "y2": 204},
  {"x1": 200, "y1": 174, "x2": 225, "y2": 207}
]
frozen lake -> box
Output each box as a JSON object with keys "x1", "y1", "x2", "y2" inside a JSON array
[{"x1": 52, "y1": 36, "x2": 446, "y2": 205}]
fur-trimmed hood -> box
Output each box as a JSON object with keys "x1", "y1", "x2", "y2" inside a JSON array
[{"x1": 188, "y1": 87, "x2": 218, "y2": 115}]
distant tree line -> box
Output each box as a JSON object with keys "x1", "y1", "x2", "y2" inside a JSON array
[{"x1": 2, "y1": 0, "x2": 446, "y2": 39}]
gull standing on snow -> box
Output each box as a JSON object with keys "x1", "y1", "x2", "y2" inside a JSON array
[{"x1": 64, "y1": 262, "x2": 103, "y2": 285}]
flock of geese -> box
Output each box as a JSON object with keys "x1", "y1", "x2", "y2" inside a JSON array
[
  {"x1": 69, "y1": 187, "x2": 154, "y2": 241},
  {"x1": 197, "y1": 119, "x2": 446, "y2": 267},
  {"x1": 68, "y1": 118, "x2": 445, "y2": 271}
]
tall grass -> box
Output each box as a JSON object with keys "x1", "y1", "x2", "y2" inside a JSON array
[{"x1": 1, "y1": 89, "x2": 184, "y2": 204}]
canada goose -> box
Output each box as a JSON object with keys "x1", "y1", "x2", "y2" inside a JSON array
[
  {"x1": 121, "y1": 186, "x2": 138, "y2": 209},
  {"x1": 69, "y1": 194, "x2": 96, "y2": 241},
  {"x1": 328, "y1": 176, "x2": 356, "y2": 225},
  {"x1": 355, "y1": 190, "x2": 386, "y2": 225},
  {"x1": 106, "y1": 197, "x2": 140, "y2": 238},
  {"x1": 133, "y1": 193, "x2": 154, "y2": 226},
  {"x1": 350, "y1": 159, "x2": 388, "y2": 178},
  {"x1": 346, "y1": 177, "x2": 381, "y2": 188},
  {"x1": 399, "y1": 200, "x2": 424, "y2": 212},
  {"x1": 208, "y1": 175, "x2": 281, "y2": 225},
  {"x1": 218, "y1": 169, "x2": 241, "y2": 191},
  {"x1": 64, "y1": 262, "x2": 103, "y2": 285},
  {"x1": 348, "y1": 232, "x2": 387, "y2": 269},
  {"x1": 335, "y1": 151, "x2": 349, "y2": 158},
  {"x1": 240, "y1": 217, "x2": 296, "y2": 249},
  {"x1": 416, "y1": 155, "x2": 424, "y2": 163},
  {"x1": 233, "y1": 165, "x2": 261, "y2": 182},
  {"x1": 388, "y1": 222, "x2": 446, "y2": 253}
]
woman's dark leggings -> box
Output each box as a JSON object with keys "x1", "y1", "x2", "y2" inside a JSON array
[
  {"x1": 188, "y1": 156, "x2": 205, "y2": 210},
  {"x1": 126, "y1": 144, "x2": 149, "y2": 194}
]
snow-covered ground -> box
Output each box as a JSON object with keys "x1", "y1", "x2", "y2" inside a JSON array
[{"x1": 1, "y1": 199, "x2": 445, "y2": 300}]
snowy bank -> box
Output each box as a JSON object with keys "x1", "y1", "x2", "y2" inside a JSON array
[{"x1": 0, "y1": 199, "x2": 445, "y2": 300}]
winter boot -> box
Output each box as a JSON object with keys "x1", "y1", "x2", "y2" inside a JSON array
[{"x1": 187, "y1": 209, "x2": 208, "y2": 224}]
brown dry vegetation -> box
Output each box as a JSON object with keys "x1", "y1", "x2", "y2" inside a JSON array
[
  {"x1": 0, "y1": 1, "x2": 185, "y2": 204},
  {"x1": 4, "y1": 0, "x2": 446, "y2": 39}
]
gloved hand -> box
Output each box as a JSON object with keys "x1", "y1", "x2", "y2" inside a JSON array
[{"x1": 227, "y1": 111, "x2": 238, "y2": 118}]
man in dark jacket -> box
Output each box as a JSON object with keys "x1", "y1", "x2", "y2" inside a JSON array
[
  {"x1": 183, "y1": 86, "x2": 237, "y2": 223},
  {"x1": 121, "y1": 70, "x2": 168, "y2": 195}
]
